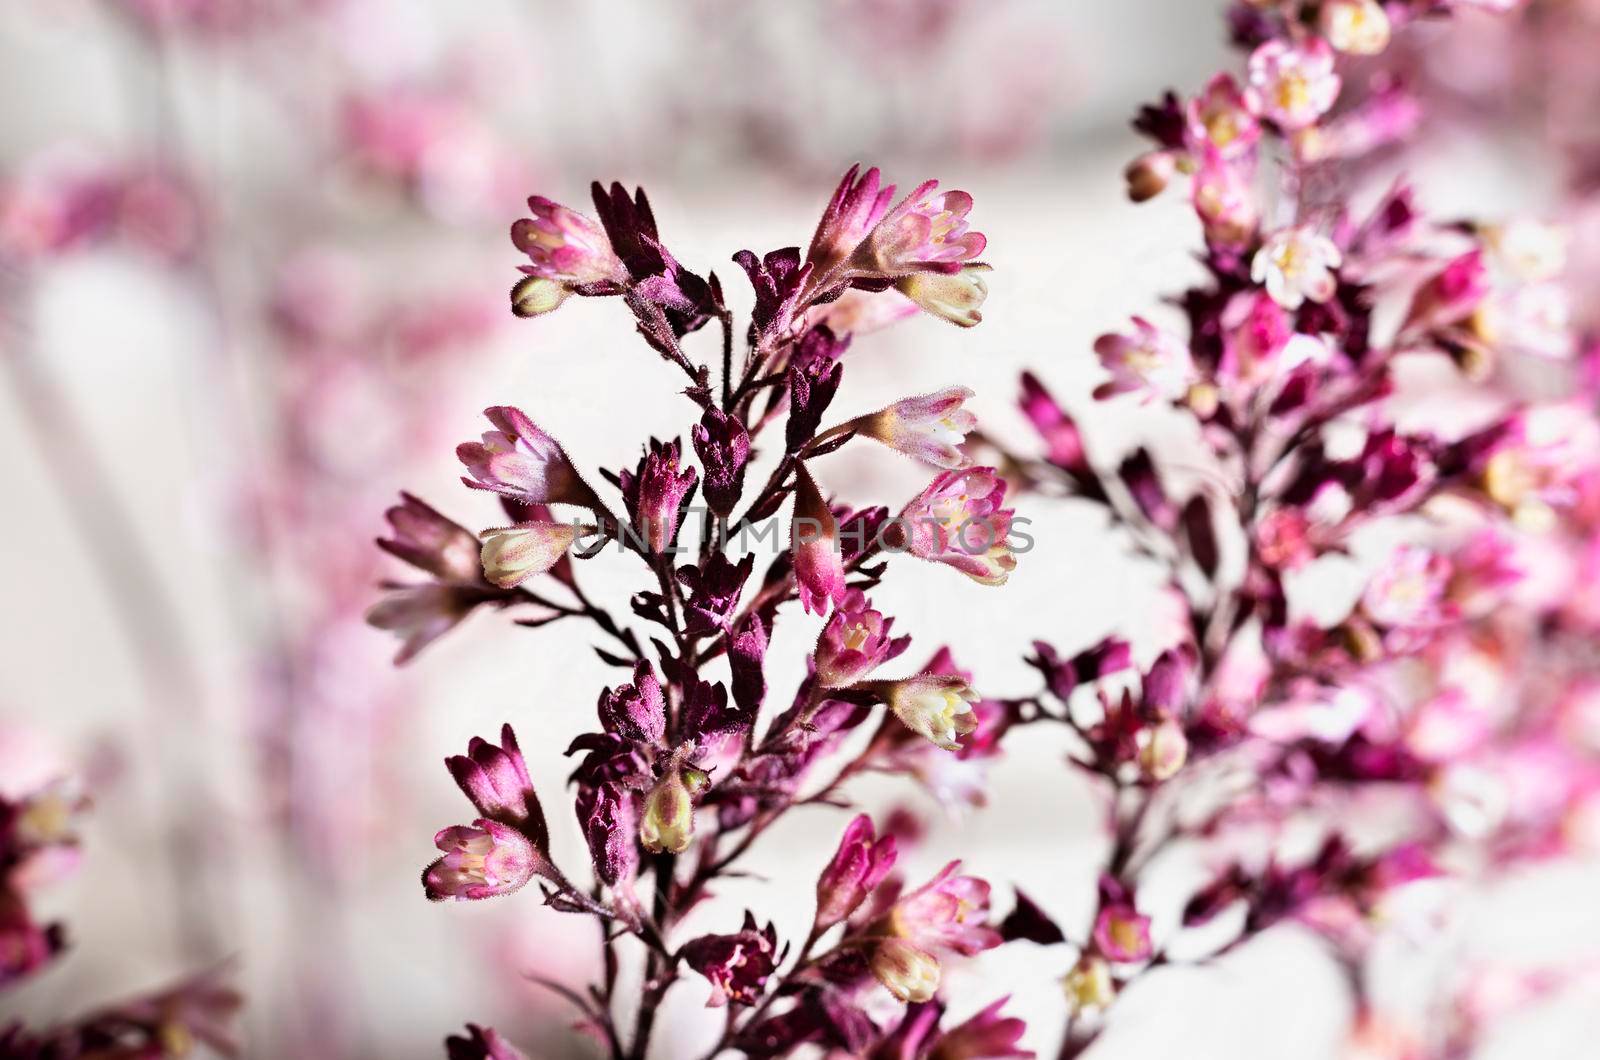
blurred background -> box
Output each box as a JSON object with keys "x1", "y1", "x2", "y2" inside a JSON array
[{"x1": 2, "y1": 1, "x2": 1597, "y2": 1057}]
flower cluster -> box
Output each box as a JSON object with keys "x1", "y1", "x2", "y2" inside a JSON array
[
  {"x1": 983, "y1": 0, "x2": 1600, "y2": 1056},
  {"x1": 376, "y1": 166, "x2": 1038, "y2": 1056}
]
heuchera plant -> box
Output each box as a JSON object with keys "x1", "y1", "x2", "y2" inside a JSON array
[
  {"x1": 375, "y1": 170, "x2": 1031, "y2": 1057},
  {"x1": 987, "y1": 0, "x2": 1600, "y2": 1057}
]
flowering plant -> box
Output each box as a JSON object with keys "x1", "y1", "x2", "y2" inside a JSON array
[
  {"x1": 988, "y1": 0, "x2": 1600, "y2": 1056},
  {"x1": 377, "y1": 169, "x2": 1041, "y2": 1057}
]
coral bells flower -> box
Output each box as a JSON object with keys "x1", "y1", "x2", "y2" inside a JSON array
[
  {"x1": 378, "y1": 493, "x2": 481, "y2": 584},
  {"x1": 896, "y1": 467, "x2": 1018, "y2": 585},
  {"x1": 1092, "y1": 878, "x2": 1153, "y2": 963},
  {"x1": 1321, "y1": 0, "x2": 1392, "y2": 56},
  {"x1": 597, "y1": 662, "x2": 667, "y2": 745},
  {"x1": 1063, "y1": 955, "x2": 1116, "y2": 1015},
  {"x1": 846, "y1": 386, "x2": 977, "y2": 469},
  {"x1": 640, "y1": 768, "x2": 703, "y2": 854},
  {"x1": 1402, "y1": 250, "x2": 1490, "y2": 335},
  {"x1": 1136, "y1": 715, "x2": 1188, "y2": 781},
  {"x1": 1193, "y1": 147, "x2": 1258, "y2": 248},
  {"x1": 1252, "y1": 226, "x2": 1343, "y2": 309},
  {"x1": 792, "y1": 465, "x2": 847, "y2": 615},
  {"x1": 1186, "y1": 74, "x2": 1262, "y2": 160},
  {"x1": 1248, "y1": 38, "x2": 1341, "y2": 131},
  {"x1": 857, "y1": 180, "x2": 987, "y2": 277},
  {"x1": 1093, "y1": 317, "x2": 1195, "y2": 402},
  {"x1": 887, "y1": 860, "x2": 1002, "y2": 956},
  {"x1": 366, "y1": 584, "x2": 494, "y2": 664},
  {"x1": 814, "y1": 590, "x2": 910, "y2": 688},
  {"x1": 895, "y1": 263, "x2": 990, "y2": 328},
  {"x1": 621, "y1": 438, "x2": 698, "y2": 554},
  {"x1": 457, "y1": 406, "x2": 595, "y2": 508},
  {"x1": 509, "y1": 195, "x2": 625, "y2": 316},
  {"x1": 1362, "y1": 546, "x2": 1454, "y2": 629},
  {"x1": 691, "y1": 409, "x2": 751, "y2": 517},
  {"x1": 867, "y1": 675, "x2": 981, "y2": 750},
  {"x1": 682, "y1": 913, "x2": 780, "y2": 1008},
  {"x1": 816, "y1": 814, "x2": 898, "y2": 930},
  {"x1": 926, "y1": 997, "x2": 1033, "y2": 1059},
  {"x1": 872, "y1": 938, "x2": 942, "y2": 1003},
  {"x1": 423, "y1": 821, "x2": 541, "y2": 901},
  {"x1": 478, "y1": 521, "x2": 579, "y2": 588}
]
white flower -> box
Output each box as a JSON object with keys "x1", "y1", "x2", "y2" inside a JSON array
[
  {"x1": 479, "y1": 521, "x2": 578, "y2": 588},
  {"x1": 883, "y1": 675, "x2": 979, "y2": 751},
  {"x1": 1320, "y1": 0, "x2": 1391, "y2": 56},
  {"x1": 1251, "y1": 226, "x2": 1343, "y2": 309}
]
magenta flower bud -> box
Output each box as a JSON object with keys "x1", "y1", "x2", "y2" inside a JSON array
[
  {"x1": 423, "y1": 821, "x2": 540, "y2": 901},
  {"x1": 446, "y1": 724, "x2": 545, "y2": 837},
  {"x1": 888, "y1": 860, "x2": 1002, "y2": 957},
  {"x1": 511, "y1": 195, "x2": 625, "y2": 288},
  {"x1": 1018, "y1": 372, "x2": 1089, "y2": 475},
  {"x1": 446, "y1": 1024, "x2": 529, "y2": 1060},
  {"x1": 378, "y1": 492, "x2": 481, "y2": 584},
  {"x1": 815, "y1": 814, "x2": 897, "y2": 931},
  {"x1": 806, "y1": 164, "x2": 897, "y2": 277},
  {"x1": 814, "y1": 590, "x2": 910, "y2": 688},
  {"x1": 1185, "y1": 73, "x2": 1262, "y2": 160},
  {"x1": 621, "y1": 438, "x2": 698, "y2": 554},
  {"x1": 727, "y1": 613, "x2": 769, "y2": 718},
  {"x1": 597, "y1": 662, "x2": 667, "y2": 745},
  {"x1": 787, "y1": 327, "x2": 847, "y2": 452},
  {"x1": 847, "y1": 386, "x2": 978, "y2": 469},
  {"x1": 692, "y1": 409, "x2": 751, "y2": 517},
  {"x1": 575, "y1": 782, "x2": 637, "y2": 887},
  {"x1": 855, "y1": 180, "x2": 986, "y2": 277},
  {"x1": 895, "y1": 466, "x2": 1017, "y2": 586},
  {"x1": 792, "y1": 465, "x2": 847, "y2": 615},
  {"x1": 678, "y1": 552, "x2": 754, "y2": 636},
  {"x1": 681, "y1": 912, "x2": 779, "y2": 1008},
  {"x1": 457, "y1": 406, "x2": 594, "y2": 508}
]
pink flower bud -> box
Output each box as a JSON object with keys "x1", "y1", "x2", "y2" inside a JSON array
[
  {"x1": 849, "y1": 386, "x2": 977, "y2": 469},
  {"x1": 621, "y1": 438, "x2": 698, "y2": 554},
  {"x1": 895, "y1": 466, "x2": 1018, "y2": 586},
  {"x1": 511, "y1": 195, "x2": 624, "y2": 288},
  {"x1": 1093, "y1": 317, "x2": 1195, "y2": 402},
  {"x1": 888, "y1": 860, "x2": 1002, "y2": 956},
  {"x1": 814, "y1": 590, "x2": 910, "y2": 688},
  {"x1": 792, "y1": 465, "x2": 847, "y2": 615},
  {"x1": 894, "y1": 264, "x2": 990, "y2": 328},
  {"x1": 856, "y1": 181, "x2": 986, "y2": 277},
  {"x1": 378, "y1": 492, "x2": 482, "y2": 584},
  {"x1": 815, "y1": 814, "x2": 897, "y2": 930}
]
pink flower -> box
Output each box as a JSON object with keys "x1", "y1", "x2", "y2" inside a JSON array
[
  {"x1": 1362, "y1": 546, "x2": 1454, "y2": 629},
  {"x1": 925, "y1": 996, "x2": 1033, "y2": 1059},
  {"x1": 887, "y1": 860, "x2": 1002, "y2": 957},
  {"x1": 1256, "y1": 508, "x2": 1316, "y2": 571},
  {"x1": 792, "y1": 465, "x2": 847, "y2": 615},
  {"x1": 896, "y1": 466, "x2": 1018, "y2": 585},
  {"x1": 681, "y1": 913, "x2": 779, "y2": 1008},
  {"x1": 1186, "y1": 74, "x2": 1262, "y2": 160},
  {"x1": 378, "y1": 493, "x2": 482, "y2": 585},
  {"x1": 457, "y1": 406, "x2": 595, "y2": 508},
  {"x1": 873, "y1": 674, "x2": 983, "y2": 751},
  {"x1": 478, "y1": 521, "x2": 580, "y2": 588},
  {"x1": 423, "y1": 821, "x2": 542, "y2": 901},
  {"x1": 1402, "y1": 250, "x2": 1490, "y2": 334},
  {"x1": 871, "y1": 938, "x2": 942, "y2": 1003},
  {"x1": 1320, "y1": 0, "x2": 1391, "y2": 56},
  {"x1": 1019, "y1": 372, "x2": 1089, "y2": 473},
  {"x1": 855, "y1": 180, "x2": 987, "y2": 277},
  {"x1": 814, "y1": 590, "x2": 911, "y2": 688},
  {"x1": 816, "y1": 814, "x2": 898, "y2": 930},
  {"x1": 1091, "y1": 877, "x2": 1153, "y2": 962},
  {"x1": 847, "y1": 386, "x2": 977, "y2": 469},
  {"x1": 366, "y1": 584, "x2": 496, "y2": 664},
  {"x1": 1252, "y1": 226, "x2": 1343, "y2": 309},
  {"x1": 1248, "y1": 38, "x2": 1341, "y2": 131},
  {"x1": 509, "y1": 195, "x2": 625, "y2": 315},
  {"x1": 1092, "y1": 317, "x2": 1195, "y2": 402}
]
